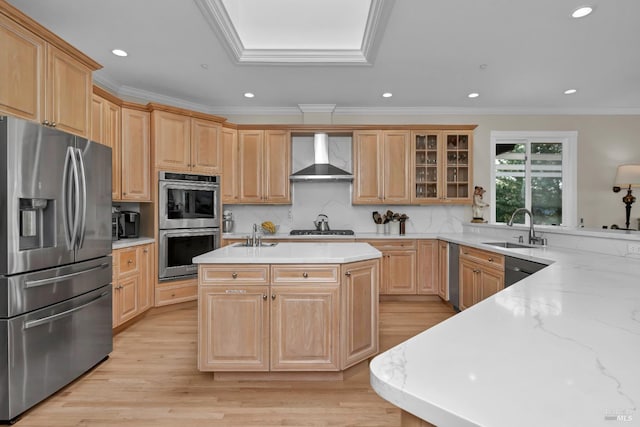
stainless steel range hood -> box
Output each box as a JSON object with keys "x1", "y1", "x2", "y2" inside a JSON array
[{"x1": 289, "y1": 133, "x2": 353, "y2": 182}]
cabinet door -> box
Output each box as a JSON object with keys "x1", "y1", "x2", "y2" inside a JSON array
[
  {"x1": 341, "y1": 259, "x2": 379, "y2": 368},
  {"x1": 417, "y1": 240, "x2": 438, "y2": 295},
  {"x1": 479, "y1": 267, "x2": 504, "y2": 303},
  {"x1": 442, "y1": 131, "x2": 472, "y2": 203},
  {"x1": 459, "y1": 258, "x2": 477, "y2": 311},
  {"x1": 198, "y1": 285, "x2": 269, "y2": 371},
  {"x1": 264, "y1": 130, "x2": 290, "y2": 203},
  {"x1": 270, "y1": 285, "x2": 339, "y2": 371},
  {"x1": 121, "y1": 107, "x2": 150, "y2": 201},
  {"x1": 152, "y1": 110, "x2": 190, "y2": 170},
  {"x1": 238, "y1": 130, "x2": 264, "y2": 202},
  {"x1": 90, "y1": 95, "x2": 104, "y2": 143},
  {"x1": 116, "y1": 275, "x2": 139, "y2": 325},
  {"x1": 105, "y1": 100, "x2": 121, "y2": 199},
  {"x1": 0, "y1": 15, "x2": 45, "y2": 122},
  {"x1": 138, "y1": 244, "x2": 153, "y2": 313},
  {"x1": 381, "y1": 250, "x2": 416, "y2": 295},
  {"x1": 412, "y1": 131, "x2": 441, "y2": 203},
  {"x1": 438, "y1": 241, "x2": 448, "y2": 300},
  {"x1": 46, "y1": 44, "x2": 91, "y2": 138},
  {"x1": 353, "y1": 130, "x2": 382, "y2": 204},
  {"x1": 382, "y1": 130, "x2": 411, "y2": 203},
  {"x1": 221, "y1": 127, "x2": 238, "y2": 203},
  {"x1": 191, "y1": 118, "x2": 221, "y2": 174}
]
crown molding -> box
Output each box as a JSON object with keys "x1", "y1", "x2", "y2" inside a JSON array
[
  {"x1": 298, "y1": 104, "x2": 336, "y2": 113},
  {"x1": 194, "y1": 0, "x2": 393, "y2": 65},
  {"x1": 332, "y1": 106, "x2": 640, "y2": 116},
  {"x1": 92, "y1": 71, "x2": 122, "y2": 95}
]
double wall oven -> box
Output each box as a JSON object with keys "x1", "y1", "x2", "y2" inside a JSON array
[{"x1": 158, "y1": 172, "x2": 220, "y2": 281}]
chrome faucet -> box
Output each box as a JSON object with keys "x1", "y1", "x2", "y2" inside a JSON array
[
  {"x1": 507, "y1": 208, "x2": 547, "y2": 245},
  {"x1": 251, "y1": 223, "x2": 258, "y2": 247}
]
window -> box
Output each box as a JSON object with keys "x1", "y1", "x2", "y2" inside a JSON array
[{"x1": 490, "y1": 131, "x2": 577, "y2": 227}]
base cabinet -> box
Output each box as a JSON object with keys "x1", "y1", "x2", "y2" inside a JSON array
[
  {"x1": 112, "y1": 243, "x2": 153, "y2": 328},
  {"x1": 198, "y1": 260, "x2": 378, "y2": 373},
  {"x1": 363, "y1": 240, "x2": 417, "y2": 295},
  {"x1": 459, "y1": 245, "x2": 504, "y2": 310}
]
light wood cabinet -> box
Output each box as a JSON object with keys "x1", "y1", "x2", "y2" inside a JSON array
[
  {"x1": 198, "y1": 261, "x2": 378, "y2": 374},
  {"x1": 364, "y1": 240, "x2": 416, "y2": 295},
  {"x1": 112, "y1": 243, "x2": 154, "y2": 328},
  {"x1": 341, "y1": 259, "x2": 379, "y2": 368},
  {"x1": 412, "y1": 130, "x2": 473, "y2": 204},
  {"x1": 0, "y1": 10, "x2": 99, "y2": 137},
  {"x1": 438, "y1": 240, "x2": 448, "y2": 300},
  {"x1": 221, "y1": 126, "x2": 239, "y2": 203},
  {"x1": 353, "y1": 130, "x2": 411, "y2": 204},
  {"x1": 237, "y1": 129, "x2": 290, "y2": 204},
  {"x1": 459, "y1": 245, "x2": 504, "y2": 310},
  {"x1": 152, "y1": 109, "x2": 222, "y2": 174},
  {"x1": 120, "y1": 105, "x2": 151, "y2": 201},
  {"x1": 417, "y1": 240, "x2": 438, "y2": 295},
  {"x1": 91, "y1": 91, "x2": 121, "y2": 199}
]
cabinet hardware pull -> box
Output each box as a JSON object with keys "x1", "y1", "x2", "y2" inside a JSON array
[
  {"x1": 488, "y1": 258, "x2": 494, "y2": 262},
  {"x1": 51, "y1": 122, "x2": 56, "y2": 127},
  {"x1": 345, "y1": 271, "x2": 352, "y2": 277},
  {"x1": 127, "y1": 259, "x2": 133, "y2": 264},
  {"x1": 43, "y1": 120, "x2": 49, "y2": 126},
  {"x1": 302, "y1": 272, "x2": 308, "y2": 278},
  {"x1": 143, "y1": 249, "x2": 148, "y2": 253},
  {"x1": 232, "y1": 272, "x2": 238, "y2": 279},
  {"x1": 262, "y1": 294, "x2": 267, "y2": 300},
  {"x1": 271, "y1": 294, "x2": 276, "y2": 300}
]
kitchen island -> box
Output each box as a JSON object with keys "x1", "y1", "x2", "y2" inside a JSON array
[
  {"x1": 193, "y1": 242, "x2": 381, "y2": 380},
  {"x1": 370, "y1": 234, "x2": 640, "y2": 427}
]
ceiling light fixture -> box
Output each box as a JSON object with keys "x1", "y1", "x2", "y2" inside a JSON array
[
  {"x1": 468, "y1": 93, "x2": 479, "y2": 98},
  {"x1": 244, "y1": 92, "x2": 255, "y2": 98},
  {"x1": 571, "y1": 6, "x2": 593, "y2": 18},
  {"x1": 382, "y1": 92, "x2": 393, "y2": 98},
  {"x1": 111, "y1": 49, "x2": 128, "y2": 57},
  {"x1": 200, "y1": 64, "x2": 209, "y2": 69},
  {"x1": 564, "y1": 89, "x2": 577, "y2": 95}
]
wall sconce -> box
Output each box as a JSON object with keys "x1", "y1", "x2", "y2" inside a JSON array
[{"x1": 612, "y1": 164, "x2": 640, "y2": 229}]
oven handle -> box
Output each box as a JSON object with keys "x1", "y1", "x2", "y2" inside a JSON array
[
  {"x1": 23, "y1": 290, "x2": 110, "y2": 329},
  {"x1": 161, "y1": 229, "x2": 220, "y2": 238},
  {"x1": 159, "y1": 181, "x2": 219, "y2": 191}
]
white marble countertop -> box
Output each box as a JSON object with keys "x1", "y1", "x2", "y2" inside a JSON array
[
  {"x1": 193, "y1": 242, "x2": 382, "y2": 264},
  {"x1": 222, "y1": 232, "x2": 439, "y2": 240},
  {"x1": 370, "y1": 232, "x2": 640, "y2": 427},
  {"x1": 112, "y1": 237, "x2": 155, "y2": 250}
]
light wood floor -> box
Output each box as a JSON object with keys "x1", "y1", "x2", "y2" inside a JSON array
[{"x1": 17, "y1": 300, "x2": 456, "y2": 427}]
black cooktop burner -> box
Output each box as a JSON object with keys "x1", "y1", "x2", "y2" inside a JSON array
[{"x1": 289, "y1": 229, "x2": 355, "y2": 236}]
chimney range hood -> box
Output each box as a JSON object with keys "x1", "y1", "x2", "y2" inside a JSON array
[{"x1": 289, "y1": 133, "x2": 353, "y2": 182}]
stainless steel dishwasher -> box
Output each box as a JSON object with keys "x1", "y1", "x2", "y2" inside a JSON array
[{"x1": 504, "y1": 256, "x2": 548, "y2": 286}]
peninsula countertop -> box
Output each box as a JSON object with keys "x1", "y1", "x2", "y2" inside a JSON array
[
  {"x1": 370, "y1": 233, "x2": 640, "y2": 427},
  {"x1": 192, "y1": 242, "x2": 382, "y2": 264}
]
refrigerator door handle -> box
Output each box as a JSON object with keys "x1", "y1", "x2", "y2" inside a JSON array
[
  {"x1": 68, "y1": 146, "x2": 81, "y2": 249},
  {"x1": 23, "y1": 290, "x2": 110, "y2": 329},
  {"x1": 75, "y1": 148, "x2": 88, "y2": 248},
  {"x1": 61, "y1": 147, "x2": 77, "y2": 250},
  {"x1": 24, "y1": 262, "x2": 111, "y2": 288}
]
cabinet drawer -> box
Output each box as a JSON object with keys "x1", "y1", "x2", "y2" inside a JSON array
[
  {"x1": 199, "y1": 265, "x2": 269, "y2": 284},
  {"x1": 460, "y1": 246, "x2": 504, "y2": 269},
  {"x1": 117, "y1": 248, "x2": 139, "y2": 276},
  {"x1": 155, "y1": 283, "x2": 197, "y2": 306},
  {"x1": 271, "y1": 265, "x2": 339, "y2": 284},
  {"x1": 362, "y1": 239, "x2": 416, "y2": 250}
]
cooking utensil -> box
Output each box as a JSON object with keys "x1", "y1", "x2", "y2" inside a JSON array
[
  {"x1": 314, "y1": 214, "x2": 330, "y2": 231},
  {"x1": 373, "y1": 211, "x2": 382, "y2": 224}
]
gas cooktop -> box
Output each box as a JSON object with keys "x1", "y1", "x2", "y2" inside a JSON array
[{"x1": 289, "y1": 229, "x2": 355, "y2": 236}]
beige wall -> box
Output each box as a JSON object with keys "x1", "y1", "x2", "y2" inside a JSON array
[{"x1": 224, "y1": 112, "x2": 640, "y2": 229}]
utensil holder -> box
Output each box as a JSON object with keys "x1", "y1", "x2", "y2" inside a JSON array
[
  {"x1": 376, "y1": 224, "x2": 384, "y2": 234},
  {"x1": 383, "y1": 223, "x2": 390, "y2": 234},
  {"x1": 390, "y1": 220, "x2": 400, "y2": 235},
  {"x1": 399, "y1": 221, "x2": 406, "y2": 235}
]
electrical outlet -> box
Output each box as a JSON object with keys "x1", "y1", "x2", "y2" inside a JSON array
[
  {"x1": 628, "y1": 243, "x2": 640, "y2": 255},
  {"x1": 288, "y1": 209, "x2": 293, "y2": 221}
]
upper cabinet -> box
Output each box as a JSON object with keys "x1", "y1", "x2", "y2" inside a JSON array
[
  {"x1": 151, "y1": 107, "x2": 223, "y2": 175},
  {"x1": 353, "y1": 130, "x2": 411, "y2": 204},
  {"x1": 92, "y1": 88, "x2": 121, "y2": 199},
  {"x1": 412, "y1": 130, "x2": 473, "y2": 204},
  {"x1": 0, "y1": 6, "x2": 100, "y2": 138},
  {"x1": 120, "y1": 104, "x2": 151, "y2": 201},
  {"x1": 221, "y1": 126, "x2": 239, "y2": 204},
  {"x1": 237, "y1": 129, "x2": 290, "y2": 204}
]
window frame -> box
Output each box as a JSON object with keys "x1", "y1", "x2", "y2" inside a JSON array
[{"x1": 489, "y1": 131, "x2": 578, "y2": 227}]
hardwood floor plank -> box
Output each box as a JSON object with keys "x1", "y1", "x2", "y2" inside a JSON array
[{"x1": 16, "y1": 301, "x2": 455, "y2": 427}]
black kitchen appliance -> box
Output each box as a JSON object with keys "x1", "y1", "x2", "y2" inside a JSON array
[{"x1": 119, "y1": 211, "x2": 140, "y2": 238}]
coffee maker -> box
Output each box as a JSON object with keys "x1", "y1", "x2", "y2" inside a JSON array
[{"x1": 119, "y1": 211, "x2": 140, "y2": 238}]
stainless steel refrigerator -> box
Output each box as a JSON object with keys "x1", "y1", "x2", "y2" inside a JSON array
[{"x1": 0, "y1": 116, "x2": 113, "y2": 422}]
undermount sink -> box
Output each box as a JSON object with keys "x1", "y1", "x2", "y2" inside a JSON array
[
  {"x1": 482, "y1": 241, "x2": 534, "y2": 249},
  {"x1": 233, "y1": 242, "x2": 279, "y2": 248}
]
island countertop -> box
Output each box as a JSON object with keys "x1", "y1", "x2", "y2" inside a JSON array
[
  {"x1": 370, "y1": 233, "x2": 640, "y2": 427},
  {"x1": 192, "y1": 242, "x2": 382, "y2": 264}
]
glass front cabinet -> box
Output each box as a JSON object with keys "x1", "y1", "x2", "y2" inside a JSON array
[{"x1": 411, "y1": 130, "x2": 473, "y2": 204}]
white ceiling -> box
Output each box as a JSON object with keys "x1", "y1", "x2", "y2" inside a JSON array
[{"x1": 8, "y1": 0, "x2": 640, "y2": 116}]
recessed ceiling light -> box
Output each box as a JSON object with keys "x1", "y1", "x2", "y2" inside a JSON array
[
  {"x1": 468, "y1": 92, "x2": 479, "y2": 98},
  {"x1": 111, "y1": 49, "x2": 128, "y2": 57},
  {"x1": 200, "y1": 64, "x2": 209, "y2": 69},
  {"x1": 244, "y1": 92, "x2": 255, "y2": 98},
  {"x1": 382, "y1": 92, "x2": 393, "y2": 98},
  {"x1": 571, "y1": 6, "x2": 593, "y2": 18},
  {"x1": 564, "y1": 89, "x2": 577, "y2": 95}
]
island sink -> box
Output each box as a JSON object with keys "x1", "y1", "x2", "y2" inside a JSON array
[
  {"x1": 482, "y1": 241, "x2": 533, "y2": 249},
  {"x1": 233, "y1": 242, "x2": 279, "y2": 247}
]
